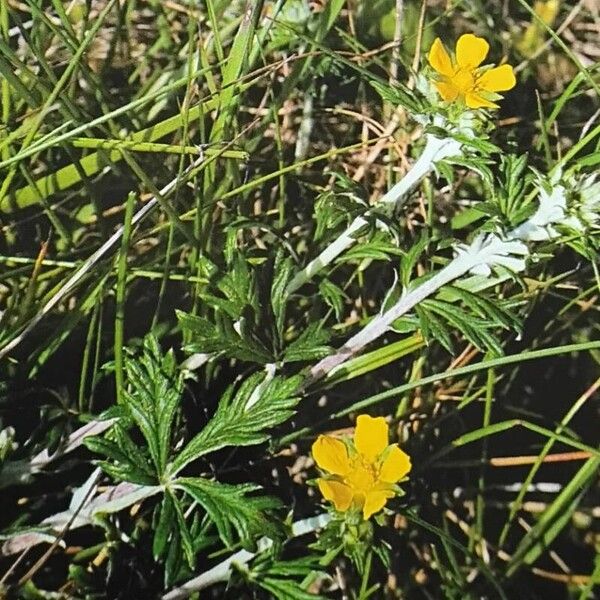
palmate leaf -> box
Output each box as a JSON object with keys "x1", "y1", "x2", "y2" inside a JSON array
[
  {"x1": 175, "y1": 477, "x2": 283, "y2": 548},
  {"x1": 169, "y1": 372, "x2": 302, "y2": 475},
  {"x1": 86, "y1": 336, "x2": 182, "y2": 480},
  {"x1": 442, "y1": 285, "x2": 521, "y2": 333},
  {"x1": 319, "y1": 279, "x2": 345, "y2": 320},
  {"x1": 156, "y1": 493, "x2": 218, "y2": 587},
  {"x1": 178, "y1": 252, "x2": 277, "y2": 364},
  {"x1": 500, "y1": 153, "x2": 532, "y2": 223},
  {"x1": 212, "y1": 254, "x2": 258, "y2": 314},
  {"x1": 153, "y1": 492, "x2": 176, "y2": 561},
  {"x1": 400, "y1": 233, "x2": 430, "y2": 288},
  {"x1": 313, "y1": 174, "x2": 367, "y2": 242},
  {"x1": 422, "y1": 298, "x2": 504, "y2": 356},
  {"x1": 370, "y1": 78, "x2": 425, "y2": 114},
  {"x1": 341, "y1": 236, "x2": 404, "y2": 262},
  {"x1": 416, "y1": 304, "x2": 455, "y2": 354},
  {"x1": 170, "y1": 489, "x2": 196, "y2": 568}
]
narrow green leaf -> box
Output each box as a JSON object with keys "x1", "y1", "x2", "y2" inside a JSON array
[{"x1": 507, "y1": 457, "x2": 600, "y2": 575}]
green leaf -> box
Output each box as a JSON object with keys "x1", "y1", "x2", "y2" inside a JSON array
[
  {"x1": 164, "y1": 524, "x2": 184, "y2": 588},
  {"x1": 153, "y1": 493, "x2": 175, "y2": 561},
  {"x1": 169, "y1": 372, "x2": 301, "y2": 475},
  {"x1": 178, "y1": 310, "x2": 274, "y2": 364},
  {"x1": 271, "y1": 250, "x2": 293, "y2": 339},
  {"x1": 122, "y1": 336, "x2": 182, "y2": 474},
  {"x1": 83, "y1": 433, "x2": 156, "y2": 486},
  {"x1": 170, "y1": 490, "x2": 196, "y2": 569},
  {"x1": 319, "y1": 279, "x2": 346, "y2": 320},
  {"x1": 283, "y1": 322, "x2": 332, "y2": 363},
  {"x1": 424, "y1": 298, "x2": 502, "y2": 355},
  {"x1": 400, "y1": 234, "x2": 430, "y2": 288},
  {"x1": 416, "y1": 304, "x2": 454, "y2": 354},
  {"x1": 370, "y1": 79, "x2": 424, "y2": 114},
  {"x1": 341, "y1": 236, "x2": 403, "y2": 263},
  {"x1": 441, "y1": 285, "x2": 521, "y2": 333},
  {"x1": 175, "y1": 477, "x2": 283, "y2": 548},
  {"x1": 256, "y1": 577, "x2": 324, "y2": 600}
]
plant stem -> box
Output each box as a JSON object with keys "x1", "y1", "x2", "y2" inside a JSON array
[
  {"x1": 306, "y1": 257, "x2": 473, "y2": 382},
  {"x1": 286, "y1": 134, "x2": 460, "y2": 294}
]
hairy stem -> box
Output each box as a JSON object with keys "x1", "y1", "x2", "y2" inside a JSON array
[{"x1": 286, "y1": 134, "x2": 460, "y2": 294}]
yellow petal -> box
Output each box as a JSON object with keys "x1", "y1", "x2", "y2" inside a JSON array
[
  {"x1": 478, "y1": 64, "x2": 516, "y2": 92},
  {"x1": 354, "y1": 415, "x2": 388, "y2": 462},
  {"x1": 318, "y1": 479, "x2": 353, "y2": 512},
  {"x1": 428, "y1": 38, "x2": 454, "y2": 77},
  {"x1": 435, "y1": 81, "x2": 460, "y2": 102},
  {"x1": 312, "y1": 435, "x2": 351, "y2": 476},
  {"x1": 465, "y1": 92, "x2": 498, "y2": 109},
  {"x1": 534, "y1": 0, "x2": 560, "y2": 25},
  {"x1": 362, "y1": 489, "x2": 390, "y2": 520},
  {"x1": 456, "y1": 34, "x2": 489, "y2": 69},
  {"x1": 379, "y1": 445, "x2": 412, "y2": 483}
]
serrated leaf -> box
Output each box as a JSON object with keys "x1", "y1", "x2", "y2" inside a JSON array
[
  {"x1": 455, "y1": 133, "x2": 500, "y2": 155},
  {"x1": 444, "y1": 155, "x2": 494, "y2": 184},
  {"x1": 400, "y1": 233, "x2": 430, "y2": 287},
  {"x1": 370, "y1": 79, "x2": 424, "y2": 113},
  {"x1": 175, "y1": 477, "x2": 283, "y2": 548},
  {"x1": 434, "y1": 159, "x2": 455, "y2": 184},
  {"x1": 153, "y1": 493, "x2": 175, "y2": 561},
  {"x1": 121, "y1": 336, "x2": 182, "y2": 474},
  {"x1": 164, "y1": 525, "x2": 184, "y2": 588},
  {"x1": 341, "y1": 237, "x2": 403, "y2": 263},
  {"x1": 169, "y1": 373, "x2": 302, "y2": 475},
  {"x1": 319, "y1": 279, "x2": 345, "y2": 320},
  {"x1": 416, "y1": 304, "x2": 454, "y2": 354},
  {"x1": 218, "y1": 254, "x2": 257, "y2": 312},
  {"x1": 83, "y1": 436, "x2": 155, "y2": 486},
  {"x1": 424, "y1": 298, "x2": 503, "y2": 355},
  {"x1": 170, "y1": 491, "x2": 196, "y2": 568},
  {"x1": 179, "y1": 310, "x2": 274, "y2": 364},
  {"x1": 443, "y1": 285, "x2": 521, "y2": 332},
  {"x1": 271, "y1": 250, "x2": 293, "y2": 338},
  {"x1": 283, "y1": 323, "x2": 332, "y2": 363}
]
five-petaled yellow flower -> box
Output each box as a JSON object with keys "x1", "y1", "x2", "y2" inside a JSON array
[
  {"x1": 311, "y1": 414, "x2": 411, "y2": 520},
  {"x1": 428, "y1": 33, "x2": 516, "y2": 109}
]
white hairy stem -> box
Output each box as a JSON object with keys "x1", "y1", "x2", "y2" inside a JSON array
[
  {"x1": 307, "y1": 232, "x2": 529, "y2": 383},
  {"x1": 307, "y1": 258, "x2": 474, "y2": 382},
  {"x1": 286, "y1": 134, "x2": 461, "y2": 294}
]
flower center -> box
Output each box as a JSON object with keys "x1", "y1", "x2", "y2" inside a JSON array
[
  {"x1": 451, "y1": 68, "x2": 476, "y2": 94},
  {"x1": 345, "y1": 457, "x2": 377, "y2": 493}
]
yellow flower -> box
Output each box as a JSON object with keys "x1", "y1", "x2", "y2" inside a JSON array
[
  {"x1": 428, "y1": 33, "x2": 516, "y2": 109},
  {"x1": 311, "y1": 415, "x2": 411, "y2": 520}
]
